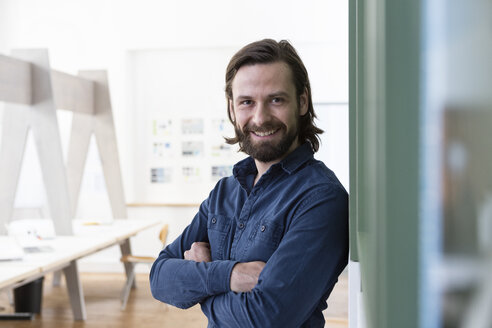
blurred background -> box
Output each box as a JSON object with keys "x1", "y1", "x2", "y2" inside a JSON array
[{"x1": 350, "y1": 0, "x2": 492, "y2": 327}]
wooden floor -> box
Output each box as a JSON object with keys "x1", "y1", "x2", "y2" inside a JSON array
[{"x1": 0, "y1": 272, "x2": 348, "y2": 327}]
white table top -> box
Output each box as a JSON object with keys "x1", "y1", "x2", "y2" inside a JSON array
[
  {"x1": 0, "y1": 264, "x2": 41, "y2": 289},
  {"x1": 0, "y1": 219, "x2": 161, "y2": 290},
  {"x1": 73, "y1": 218, "x2": 161, "y2": 242}
]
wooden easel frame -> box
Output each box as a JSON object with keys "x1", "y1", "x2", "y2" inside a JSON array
[{"x1": 0, "y1": 49, "x2": 127, "y2": 235}]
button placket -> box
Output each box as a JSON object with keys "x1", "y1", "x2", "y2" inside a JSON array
[{"x1": 230, "y1": 191, "x2": 257, "y2": 259}]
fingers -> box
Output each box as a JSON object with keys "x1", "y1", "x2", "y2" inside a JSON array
[
  {"x1": 191, "y1": 242, "x2": 210, "y2": 249},
  {"x1": 249, "y1": 261, "x2": 266, "y2": 273},
  {"x1": 184, "y1": 242, "x2": 212, "y2": 262}
]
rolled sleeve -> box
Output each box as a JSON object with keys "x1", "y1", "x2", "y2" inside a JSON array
[
  {"x1": 207, "y1": 260, "x2": 238, "y2": 295},
  {"x1": 150, "y1": 199, "x2": 238, "y2": 308}
]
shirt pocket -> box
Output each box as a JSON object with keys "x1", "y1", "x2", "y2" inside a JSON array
[
  {"x1": 242, "y1": 219, "x2": 284, "y2": 262},
  {"x1": 207, "y1": 214, "x2": 232, "y2": 260}
]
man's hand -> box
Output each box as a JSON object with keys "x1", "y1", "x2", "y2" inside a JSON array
[
  {"x1": 184, "y1": 242, "x2": 212, "y2": 262},
  {"x1": 230, "y1": 261, "x2": 266, "y2": 293}
]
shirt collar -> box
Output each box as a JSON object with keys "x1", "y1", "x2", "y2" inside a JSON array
[
  {"x1": 233, "y1": 142, "x2": 314, "y2": 179},
  {"x1": 278, "y1": 142, "x2": 314, "y2": 174}
]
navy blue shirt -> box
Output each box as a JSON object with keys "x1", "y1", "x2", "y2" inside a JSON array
[{"x1": 150, "y1": 143, "x2": 349, "y2": 327}]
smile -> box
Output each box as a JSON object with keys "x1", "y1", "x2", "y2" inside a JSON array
[{"x1": 252, "y1": 129, "x2": 279, "y2": 137}]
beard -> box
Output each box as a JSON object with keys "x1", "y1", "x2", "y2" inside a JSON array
[{"x1": 235, "y1": 118, "x2": 299, "y2": 163}]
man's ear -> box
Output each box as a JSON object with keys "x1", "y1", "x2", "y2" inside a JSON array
[
  {"x1": 300, "y1": 88, "x2": 308, "y2": 116},
  {"x1": 229, "y1": 100, "x2": 236, "y2": 122}
]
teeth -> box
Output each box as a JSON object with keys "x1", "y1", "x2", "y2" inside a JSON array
[{"x1": 254, "y1": 130, "x2": 276, "y2": 137}]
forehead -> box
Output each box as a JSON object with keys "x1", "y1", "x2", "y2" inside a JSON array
[{"x1": 231, "y1": 62, "x2": 295, "y2": 97}]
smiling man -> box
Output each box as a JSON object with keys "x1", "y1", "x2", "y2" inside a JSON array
[{"x1": 150, "y1": 39, "x2": 348, "y2": 328}]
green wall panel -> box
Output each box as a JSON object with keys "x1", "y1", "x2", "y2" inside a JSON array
[{"x1": 350, "y1": 0, "x2": 421, "y2": 327}]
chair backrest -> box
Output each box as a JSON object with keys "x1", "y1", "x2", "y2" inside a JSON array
[{"x1": 158, "y1": 224, "x2": 169, "y2": 245}]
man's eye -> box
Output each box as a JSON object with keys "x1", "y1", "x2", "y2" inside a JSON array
[
  {"x1": 241, "y1": 100, "x2": 253, "y2": 106},
  {"x1": 272, "y1": 97, "x2": 283, "y2": 104}
]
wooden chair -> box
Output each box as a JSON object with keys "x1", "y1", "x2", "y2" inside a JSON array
[{"x1": 120, "y1": 224, "x2": 169, "y2": 310}]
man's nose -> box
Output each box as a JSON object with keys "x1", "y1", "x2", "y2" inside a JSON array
[{"x1": 252, "y1": 102, "x2": 271, "y2": 126}]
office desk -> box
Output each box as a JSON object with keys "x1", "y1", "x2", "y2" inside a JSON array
[
  {"x1": 0, "y1": 265, "x2": 40, "y2": 290},
  {"x1": 0, "y1": 219, "x2": 161, "y2": 320}
]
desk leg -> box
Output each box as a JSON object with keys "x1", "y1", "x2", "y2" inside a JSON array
[
  {"x1": 7, "y1": 289, "x2": 13, "y2": 305},
  {"x1": 63, "y1": 260, "x2": 86, "y2": 321},
  {"x1": 52, "y1": 270, "x2": 62, "y2": 286},
  {"x1": 119, "y1": 239, "x2": 136, "y2": 288}
]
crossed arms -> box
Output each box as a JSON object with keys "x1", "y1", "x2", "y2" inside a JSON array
[
  {"x1": 149, "y1": 186, "x2": 348, "y2": 327},
  {"x1": 185, "y1": 241, "x2": 266, "y2": 293}
]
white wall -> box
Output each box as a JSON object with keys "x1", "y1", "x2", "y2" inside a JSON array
[
  {"x1": 0, "y1": 0, "x2": 348, "y2": 202},
  {"x1": 0, "y1": 0, "x2": 348, "y2": 220}
]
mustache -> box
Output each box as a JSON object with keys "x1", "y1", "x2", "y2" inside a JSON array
[{"x1": 243, "y1": 122, "x2": 286, "y2": 133}]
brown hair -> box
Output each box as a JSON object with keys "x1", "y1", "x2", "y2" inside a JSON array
[{"x1": 224, "y1": 39, "x2": 323, "y2": 152}]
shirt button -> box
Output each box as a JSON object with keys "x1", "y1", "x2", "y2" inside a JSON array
[
  {"x1": 239, "y1": 223, "x2": 244, "y2": 229},
  {"x1": 261, "y1": 225, "x2": 266, "y2": 232},
  {"x1": 212, "y1": 218, "x2": 217, "y2": 224}
]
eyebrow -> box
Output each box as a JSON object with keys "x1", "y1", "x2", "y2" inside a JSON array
[
  {"x1": 267, "y1": 91, "x2": 290, "y2": 98},
  {"x1": 235, "y1": 91, "x2": 291, "y2": 101},
  {"x1": 235, "y1": 95, "x2": 252, "y2": 102}
]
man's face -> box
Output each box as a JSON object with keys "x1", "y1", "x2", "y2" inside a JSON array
[{"x1": 230, "y1": 62, "x2": 308, "y2": 163}]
